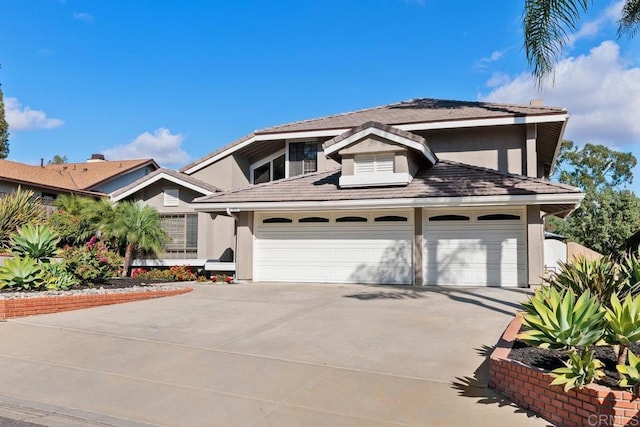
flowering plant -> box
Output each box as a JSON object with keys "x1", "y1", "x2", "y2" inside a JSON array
[{"x1": 60, "y1": 236, "x2": 122, "y2": 284}]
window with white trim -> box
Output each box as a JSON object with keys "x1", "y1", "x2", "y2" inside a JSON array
[
  {"x1": 160, "y1": 214, "x2": 198, "y2": 259},
  {"x1": 164, "y1": 188, "x2": 179, "y2": 206},
  {"x1": 354, "y1": 154, "x2": 394, "y2": 174},
  {"x1": 251, "y1": 152, "x2": 286, "y2": 184},
  {"x1": 288, "y1": 141, "x2": 318, "y2": 176}
]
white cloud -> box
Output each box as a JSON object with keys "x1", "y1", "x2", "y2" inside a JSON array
[
  {"x1": 73, "y1": 12, "x2": 94, "y2": 22},
  {"x1": 104, "y1": 128, "x2": 190, "y2": 166},
  {"x1": 568, "y1": 0, "x2": 624, "y2": 46},
  {"x1": 480, "y1": 41, "x2": 640, "y2": 148},
  {"x1": 5, "y1": 97, "x2": 64, "y2": 131},
  {"x1": 486, "y1": 72, "x2": 511, "y2": 88},
  {"x1": 475, "y1": 49, "x2": 509, "y2": 70}
]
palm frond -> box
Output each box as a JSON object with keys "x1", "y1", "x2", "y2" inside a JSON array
[{"x1": 618, "y1": 0, "x2": 640, "y2": 38}]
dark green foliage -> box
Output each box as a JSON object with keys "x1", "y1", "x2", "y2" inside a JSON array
[{"x1": 548, "y1": 141, "x2": 640, "y2": 258}]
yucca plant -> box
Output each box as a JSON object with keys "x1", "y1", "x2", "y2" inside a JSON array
[
  {"x1": 605, "y1": 294, "x2": 640, "y2": 365},
  {"x1": 544, "y1": 256, "x2": 627, "y2": 310},
  {"x1": 550, "y1": 348, "x2": 605, "y2": 392},
  {"x1": 0, "y1": 188, "x2": 45, "y2": 249},
  {"x1": 617, "y1": 350, "x2": 640, "y2": 388},
  {"x1": 0, "y1": 256, "x2": 46, "y2": 290},
  {"x1": 10, "y1": 224, "x2": 60, "y2": 262},
  {"x1": 519, "y1": 286, "x2": 606, "y2": 349}
]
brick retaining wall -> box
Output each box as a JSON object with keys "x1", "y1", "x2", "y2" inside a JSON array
[
  {"x1": 0, "y1": 287, "x2": 192, "y2": 320},
  {"x1": 489, "y1": 317, "x2": 640, "y2": 427}
]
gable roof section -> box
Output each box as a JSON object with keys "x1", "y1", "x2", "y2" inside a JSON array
[
  {"x1": 192, "y1": 160, "x2": 583, "y2": 217},
  {"x1": 181, "y1": 98, "x2": 568, "y2": 175},
  {"x1": 110, "y1": 168, "x2": 220, "y2": 202},
  {"x1": 43, "y1": 159, "x2": 159, "y2": 191},
  {"x1": 0, "y1": 159, "x2": 102, "y2": 196},
  {"x1": 322, "y1": 121, "x2": 438, "y2": 164}
]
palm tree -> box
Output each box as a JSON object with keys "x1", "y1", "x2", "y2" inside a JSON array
[
  {"x1": 524, "y1": 0, "x2": 640, "y2": 87},
  {"x1": 104, "y1": 201, "x2": 168, "y2": 276}
]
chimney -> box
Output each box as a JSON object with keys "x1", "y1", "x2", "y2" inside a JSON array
[
  {"x1": 87, "y1": 153, "x2": 106, "y2": 163},
  {"x1": 530, "y1": 99, "x2": 544, "y2": 107},
  {"x1": 40, "y1": 158, "x2": 44, "y2": 167}
]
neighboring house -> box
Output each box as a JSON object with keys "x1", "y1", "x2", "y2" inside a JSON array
[
  {"x1": 109, "y1": 168, "x2": 232, "y2": 267},
  {"x1": 178, "y1": 98, "x2": 584, "y2": 287},
  {"x1": 0, "y1": 154, "x2": 158, "y2": 201},
  {"x1": 544, "y1": 232, "x2": 603, "y2": 276}
]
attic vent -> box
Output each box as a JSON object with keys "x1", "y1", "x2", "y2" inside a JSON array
[
  {"x1": 354, "y1": 154, "x2": 394, "y2": 174},
  {"x1": 164, "y1": 188, "x2": 179, "y2": 206}
]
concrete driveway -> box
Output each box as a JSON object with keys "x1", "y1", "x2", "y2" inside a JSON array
[{"x1": 0, "y1": 283, "x2": 549, "y2": 426}]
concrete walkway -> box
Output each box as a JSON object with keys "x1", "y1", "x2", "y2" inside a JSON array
[{"x1": 0, "y1": 283, "x2": 550, "y2": 426}]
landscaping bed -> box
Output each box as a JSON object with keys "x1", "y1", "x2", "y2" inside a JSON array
[{"x1": 489, "y1": 317, "x2": 640, "y2": 427}]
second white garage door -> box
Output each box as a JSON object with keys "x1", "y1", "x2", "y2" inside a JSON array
[
  {"x1": 423, "y1": 210, "x2": 526, "y2": 287},
  {"x1": 254, "y1": 211, "x2": 413, "y2": 284}
]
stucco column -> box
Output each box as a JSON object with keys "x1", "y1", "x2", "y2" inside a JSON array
[
  {"x1": 413, "y1": 208, "x2": 423, "y2": 287},
  {"x1": 527, "y1": 205, "x2": 544, "y2": 287},
  {"x1": 526, "y1": 123, "x2": 537, "y2": 177},
  {"x1": 236, "y1": 211, "x2": 254, "y2": 281}
]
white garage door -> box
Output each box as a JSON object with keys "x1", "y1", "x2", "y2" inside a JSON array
[
  {"x1": 423, "y1": 210, "x2": 526, "y2": 287},
  {"x1": 254, "y1": 211, "x2": 413, "y2": 284}
]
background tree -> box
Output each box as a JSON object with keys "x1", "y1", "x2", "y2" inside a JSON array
[
  {"x1": 47, "y1": 154, "x2": 68, "y2": 165},
  {"x1": 548, "y1": 141, "x2": 640, "y2": 256},
  {"x1": 0, "y1": 65, "x2": 9, "y2": 159},
  {"x1": 524, "y1": 0, "x2": 640, "y2": 86}
]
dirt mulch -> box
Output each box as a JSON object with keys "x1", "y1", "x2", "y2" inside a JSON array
[{"x1": 509, "y1": 338, "x2": 640, "y2": 388}]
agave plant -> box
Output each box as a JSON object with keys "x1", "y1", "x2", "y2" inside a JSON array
[
  {"x1": 550, "y1": 348, "x2": 605, "y2": 392},
  {"x1": 42, "y1": 262, "x2": 78, "y2": 291},
  {"x1": 617, "y1": 350, "x2": 640, "y2": 388},
  {"x1": 519, "y1": 286, "x2": 606, "y2": 350},
  {"x1": 544, "y1": 256, "x2": 628, "y2": 309},
  {"x1": 10, "y1": 224, "x2": 60, "y2": 262},
  {"x1": 0, "y1": 256, "x2": 46, "y2": 290},
  {"x1": 605, "y1": 294, "x2": 640, "y2": 365},
  {"x1": 619, "y1": 254, "x2": 640, "y2": 298}
]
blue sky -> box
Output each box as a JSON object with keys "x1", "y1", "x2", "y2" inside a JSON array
[{"x1": 2, "y1": 1, "x2": 639, "y2": 189}]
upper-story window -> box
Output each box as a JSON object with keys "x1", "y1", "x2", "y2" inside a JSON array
[
  {"x1": 289, "y1": 141, "x2": 318, "y2": 177},
  {"x1": 252, "y1": 153, "x2": 285, "y2": 184},
  {"x1": 354, "y1": 154, "x2": 394, "y2": 174},
  {"x1": 164, "y1": 188, "x2": 179, "y2": 206}
]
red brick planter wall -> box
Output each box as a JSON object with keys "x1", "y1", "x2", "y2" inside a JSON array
[
  {"x1": 0, "y1": 287, "x2": 192, "y2": 320},
  {"x1": 489, "y1": 317, "x2": 640, "y2": 427}
]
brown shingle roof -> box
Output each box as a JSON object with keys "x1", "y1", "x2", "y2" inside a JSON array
[
  {"x1": 181, "y1": 98, "x2": 566, "y2": 173},
  {"x1": 42, "y1": 159, "x2": 158, "y2": 190},
  {"x1": 0, "y1": 160, "x2": 101, "y2": 196},
  {"x1": 194, "y1": 160, "x2": 580, "y2": 205}
]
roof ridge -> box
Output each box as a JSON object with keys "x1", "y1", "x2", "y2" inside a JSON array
[{"x1": 255, "y1": 100, "x2": 406, "y2": 134}]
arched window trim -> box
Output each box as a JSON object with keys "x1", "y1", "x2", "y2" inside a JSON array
[
  {"x1": 428, "y1": 214, "x2": 470, "y2": 222},
  {"x1": 263, "y1": 217, "x2": 293, "y2": 224},
  {"x1": 336, "y1": 216, "x2": 368, "y2": 223},
  {"x1": 374, "y1": 215, "x2": 408, "y2": 222},
  {"x1": 477, "y1": 214, "x2": 521, "y2": 221},
  {"x1": 298, "y1": 216, "x2": 330, "y2": 223}
]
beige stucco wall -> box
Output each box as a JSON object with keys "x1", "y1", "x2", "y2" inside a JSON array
[
  {"x1": 133, "y1": 180, "x2": 202, "y2": 213},
  {"x1": 338, "y1": 135, "x2": 404, "y2": 155},
  {"x1": 567, "y1": 242, "x2": 603, "y2": 262},
  {"x1": 190, "y1": 153, "x2": 250, "y2": 191},
  {"x1": 420, "y1": 126, "x2": 525, "y2": 175},
  {"x1": 236, "y1": 211, "x2": 254, "y2": 280},
  {"x1": 527, "y1": 205, "x2": 544, "y2": 286}
]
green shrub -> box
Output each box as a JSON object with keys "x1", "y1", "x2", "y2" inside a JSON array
[
  {"x1": 60, "y1": 237, "x2": 122, "y2": 284},
  {"x1": 0, "y1": 256, "x2": 46, "y2": 290},
  {"x1": 550, "y1": 348, "x2": 605, "y2": 392},
  {"x1": 617, "y1": 350, "x2": 640, "y2": 388},
  {"x1": 42, "y1": 262, "x2": 78, "y2": 291},
  {"x1": 519, "y1": 286, "x2": 606, "y2": 350},
  {"x1": 0, "y1": 188, "x2": 45, "y2": 249},
  {"x1": 10, "y1": 224, "x2": 60, "y2": 261},
  {"x1": 131, "y1": 265, "x2": 196, "y2": 281},
  {"x1": 544, "y1": 256, "x2": 627, "y2": 309}
]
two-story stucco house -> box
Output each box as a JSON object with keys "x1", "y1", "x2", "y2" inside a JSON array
[{"x1": 118, "y1": 98, "x2": 584, "y2": 286}]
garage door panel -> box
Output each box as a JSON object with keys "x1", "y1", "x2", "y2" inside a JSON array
[
  {"x1": 255, "y1": 213, "x2": 413, "y2": 285},
  {"x1": 423, "y1": 211, "x2": 526, "y2": 287}
]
